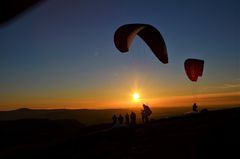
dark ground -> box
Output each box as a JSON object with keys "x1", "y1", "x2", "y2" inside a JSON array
[{"x1": 0, "y1": 107, "x2": 240, "y2": 159}]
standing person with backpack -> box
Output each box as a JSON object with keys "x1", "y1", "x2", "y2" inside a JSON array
[{"x1": 142, "y1": 104, "x2": 152, "y2": 123}]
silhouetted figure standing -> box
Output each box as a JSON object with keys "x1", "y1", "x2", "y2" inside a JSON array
[
  {"x1": 192, "y1": 103, "x2": 198, "y2": 112},
  {"x1": 142, "y1": 104, "x2": 152, "y2": 123},
  {"x1": 112, "y1": 114, "x2": 117, "y2": 125},
  {"x1": 125, "y1": 113, "x2": 130, "y2": 125},
  {"x1": 130, "y1": 112, "x2": 136, "y2": 125},
  {"x1": 118, "y1": 114, "x2": 124, "y2": 124},
  {"x1": 141, "y1": 110, "x2": 145, "y2": 123}
]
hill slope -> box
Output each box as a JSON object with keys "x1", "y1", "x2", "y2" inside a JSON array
[{"x1": 0, "y1": 107, "x2": 239, "y2": 159}]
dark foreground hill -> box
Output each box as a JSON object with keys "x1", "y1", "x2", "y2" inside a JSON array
[{"x1": 0, "y1": 107, "x2": 240, "y2": 159}]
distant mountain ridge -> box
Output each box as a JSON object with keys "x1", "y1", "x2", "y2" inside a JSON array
[
  {"x1": 1, "y1": 105, "x2": 239, "y2": 125},
  {"x1": 0, "y1": 108, "x2": 130, "y2": 125}
]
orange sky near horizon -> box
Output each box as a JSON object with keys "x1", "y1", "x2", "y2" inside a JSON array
[
  {"x1": 0, "y1": 67, "x2": 239, "y2": 111},
  {"x1": 0, "y1": 90, "x2": 239, "y2": 111}
]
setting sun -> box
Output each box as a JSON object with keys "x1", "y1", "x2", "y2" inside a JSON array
[{"x1": 133, "y1": 93, "x2": 140, "y2": 101}]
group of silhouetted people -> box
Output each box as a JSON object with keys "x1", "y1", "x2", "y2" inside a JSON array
[
  {"x1": 112, "y1": 112, "x2": 137, "y2": 126},
  {"x1": 112, "y1": 103, "x2": 204, "y2": 127},
  {"x1": 112, "y1": 104, "x2": 153, "y2": 126}
]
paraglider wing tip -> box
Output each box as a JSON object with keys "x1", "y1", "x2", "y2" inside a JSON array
[{"x1": 162, "y1": 58, "x2": 168, "y2": 64}]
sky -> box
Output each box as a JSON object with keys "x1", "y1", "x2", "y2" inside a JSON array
[{"x1": 0, "y1": 0, "x2": 239, "y2": 110}]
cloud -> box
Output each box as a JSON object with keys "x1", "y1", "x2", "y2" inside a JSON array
[
  {"x1": 146, "y1": 91, "x2": 240, "y2": 107},
  {"x1": 201, "y1": 80, "x2": 240, "y2": 91},
  {"x1": 220, "y1": 83, "x2": 240, "y2": 89}
]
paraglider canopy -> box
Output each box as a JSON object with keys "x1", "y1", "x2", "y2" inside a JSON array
[
  {"x1": 114, "y1": 23, "x2": 168, "y2": 64},
  {"x1": 0, "y1": 0, "x2": 45, "y2": 25},
  {"x1": 184, "y1": 58, "x2": 204, "y2": 82}
]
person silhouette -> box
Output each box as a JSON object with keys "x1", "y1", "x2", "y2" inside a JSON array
[
  {"x1": 142, "y1": 104, "x2": 152, "y2": 123},
  {"x1": 125, "y1": 113, "x2": 130, "y2": 125},
  {"x1": 130, "y1": 112, "x2": 136, "y2": 125},
  {"x1": 118, "y1": 114, "x2": 124, "y2": 124},
  {"x1": 112, "y1": 114, "x2": 117, "y2": 125},
  {"x1": 141, "y1": 109, "x2": 145, "y2": 123},
  {"x1": 192, "y1": 103, "x2": 198, "y2": 112}
]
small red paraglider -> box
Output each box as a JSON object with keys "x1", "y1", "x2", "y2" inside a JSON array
[{"x1": 184, "y1": 58, "x2": 204, "y2": 82}]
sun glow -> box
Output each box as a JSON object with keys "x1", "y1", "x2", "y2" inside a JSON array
[{"x1": 133, "y1": 92, "x2": 140, "y2": 101}]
